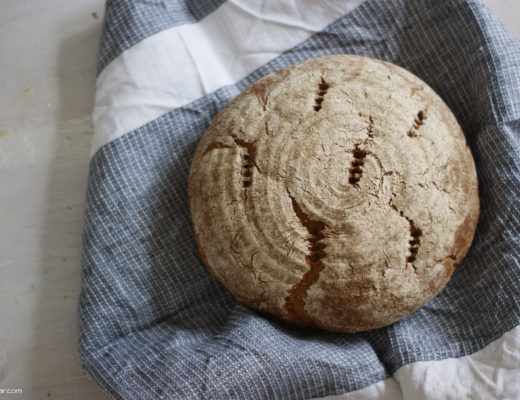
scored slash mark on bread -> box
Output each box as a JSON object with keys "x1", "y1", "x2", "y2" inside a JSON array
[
  {"x1": 413, "y1": 110, "x2": 426, "y2": 129},
  {"x1": 349, "y1": 145, "x2": 367, "y2": 185},
  {"x1": 240, "y1": 153, "x2": 252, "y2": 187},
  {"x1": 313, "y1": 77, "x2": 329, "y2": 112},
  {"x1": 408, "y1": 109, "x2": 427, "y2": 137},
  {"x1": 389, "y1": 201, "x2": 423, "y2": 270},
  {"x1": 348, "y1": 114, "x2": 373, "y2": 186},
  {"x1": 407, "y1": 222, "x2": 422, "y2": 266},
  {"x1": 232, "y1": 137, "x2": 260, "y2": 200},
  {"x1": 201, "y1": 137, "x2": 259, "y2": 198},
  {"x1": 367, "y1": 115, "x2": 374, "y2": 138}
]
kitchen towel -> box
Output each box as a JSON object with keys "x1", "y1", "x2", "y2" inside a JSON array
[{"x1": 79, "y1": 0, "x2": 520, "y2": 398}]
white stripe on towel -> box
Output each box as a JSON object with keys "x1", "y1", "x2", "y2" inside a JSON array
[
  {"x1": 321, "y1": 325, "x2": 520, "y2": 400},
  {"x1": 91, "y1": 0, "x2": 365, "y2": 155}
]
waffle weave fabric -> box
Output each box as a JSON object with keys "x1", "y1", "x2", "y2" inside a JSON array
[{"x1": 79, "y1": 1, "x2": 520, "y2": 398}]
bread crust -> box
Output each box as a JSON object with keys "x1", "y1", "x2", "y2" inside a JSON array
[{"x1": 188, "y1": 55, "x2": 479, "y2": 333}]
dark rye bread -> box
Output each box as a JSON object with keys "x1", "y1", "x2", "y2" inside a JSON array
[{"x1": 187, "y1": 55, "x2": 479, "y2": 333}]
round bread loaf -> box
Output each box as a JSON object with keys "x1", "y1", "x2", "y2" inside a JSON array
[{"x1": 188, "y1": 54, "x2": 479, "y2": 333}]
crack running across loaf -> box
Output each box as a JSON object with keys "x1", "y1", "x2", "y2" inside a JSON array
[{"x1": 285, "y1": 189, "x2": 328, "y2": 326}]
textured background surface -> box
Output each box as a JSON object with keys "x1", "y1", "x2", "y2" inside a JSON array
[{"x1": 0, "y1": 1, "x2": 518, "y2": 399}]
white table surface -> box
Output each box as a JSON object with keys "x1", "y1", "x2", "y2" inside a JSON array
[{"x1": 0, "y1": 1, "x2": 518, "y2": 399}]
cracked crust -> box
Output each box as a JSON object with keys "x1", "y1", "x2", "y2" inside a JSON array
[{"x1": 187, "y1": 55, "x2": 479, "y2": 333}]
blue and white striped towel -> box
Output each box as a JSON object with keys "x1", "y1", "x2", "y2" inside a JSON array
[{"x1": 79, "y1": 1, "x2": 520, "y2": 398}]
